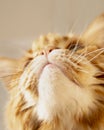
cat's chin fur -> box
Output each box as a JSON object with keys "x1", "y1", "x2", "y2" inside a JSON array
[
  {"x1": 36, "y1": 65, "x2": 93, "y2": 130},
  {"x1": 37, "y1": 58, "x2": 92, "y2": 120}
]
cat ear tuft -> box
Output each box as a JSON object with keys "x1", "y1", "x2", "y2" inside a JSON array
[{"x1": 82, "y1": 14, "x2": 104, "y2": 47}]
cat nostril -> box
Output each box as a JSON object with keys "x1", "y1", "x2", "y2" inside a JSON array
[
  {"x1": 41, "y1": 46, "x2": 59, "y2": 56},
  {"x1": 48, "y1": 48, "x2": 53, "y2": 53},
  {"x1": 41, "y1": 48, "x2": 53, "y2": 56}
]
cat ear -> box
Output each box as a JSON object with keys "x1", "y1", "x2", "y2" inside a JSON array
[
  {"x1": 0, "y1": 57, "x2": 19, "y2": 88},
  {"x1": 82, "y1": 14, "x2": 104, "y2": 47}
]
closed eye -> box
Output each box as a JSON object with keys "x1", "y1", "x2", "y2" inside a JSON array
[{"x1": 68, "y1": 43, "x2": 84, "y2": 51}]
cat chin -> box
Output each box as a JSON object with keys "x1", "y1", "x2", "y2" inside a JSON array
[
  {"x1": 36, "y1": 64, "x2": 94, "y2": 122},
  {"x1": 37, "y1": 65, "x2": 77, "y2": 121},
  {"x1": 39, "y1": 63, "x2": 67, "y2": 79}
]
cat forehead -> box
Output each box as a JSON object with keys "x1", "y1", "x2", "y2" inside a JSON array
[{"x1": 32, "y1": 33, "x2": 79, "y2": 52}]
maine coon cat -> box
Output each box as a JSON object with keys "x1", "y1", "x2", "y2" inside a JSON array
[{"x1": 0, "y1": 14, "x2": 104, "y2": 130}]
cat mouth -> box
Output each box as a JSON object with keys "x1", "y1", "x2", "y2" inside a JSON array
[
  {"x1": 41, "y1": 60, "x2": 80, "y2": 86},
  {"x1": 44, "y1": 63, "x2": 56, "y2": 68},
  {"x1": 40, "y1": 62, "x2": 74, "y2": 83},
  {"x1": 33, "y1": 55, "x2": 78, "y2": 85},
  {"x1": 38, "y1": 62, "x2": 62, "y2": 76},
  {"x1": 40, "y1": 62, "x2": 58, "y2": 73}
]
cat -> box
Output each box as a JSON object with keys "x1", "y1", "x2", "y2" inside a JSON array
[{"x1": 0, "y1": 14, "x2": 104, "y2": 130}]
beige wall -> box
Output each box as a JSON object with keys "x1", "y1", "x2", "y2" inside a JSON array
[
  {"x1": 0, "y1": 0, "x2": 104, "y2": 129},
  {"x1": 0, "y1": 0, "x2": 104, "y2": 42}
]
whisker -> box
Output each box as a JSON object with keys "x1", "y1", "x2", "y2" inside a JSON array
[
  {"x1": 87, "y1": 49, "x2": 104, "y2": 63},
  {"x1": 70, "y1": 43, "x2": 78, "y2": 58},
  {"x1": 69, "y1": 25, "x2": 87, "y2": 59},
  {"x1": 69, "y1": 35, "x2": 81, "y2": 58},
  {"x1": 85, "y1": 33, "x2": 104, "y2": 46},
  {"x1": 77, "y1": 68, "x2": 89, "y2": 73},
  {"x1": 67, "y1": 58, "x2": 80, "y2": 68},
  {"x1": 0, "y1": 68, "x2": 22, "y2": 71},
  {"x1": 9, "y1": 78, "x2": 20, "y2": 84},
  {"x1": 66, "y1": 57, "x2": 88, "y2": 73},
  {"x1": 76, "y1": 47, "x2": 88, "y2": 64},
  {"x1": 85, "y1": 48, "x2": 104, "y2": 56},
  {"x1": 68, "y1": 19, "x2": 79, "y2": 34},
  {"x1": 0, "y1": 72, "x2": 21, "y2": 79},
  {"x1": 76, "y1": 47, "x2": 104, "y2": 64}
]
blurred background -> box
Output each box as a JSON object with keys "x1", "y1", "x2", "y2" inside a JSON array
[{"x1": 0, "y1": 0, "x2": 104, "y2": 129}]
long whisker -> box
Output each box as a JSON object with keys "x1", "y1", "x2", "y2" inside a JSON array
[
  {"x1": 86, "y1": 49, "x2": 104, "y2": 63},
  {"x1": 69, "y1": 35, "x2": 81, "y2": 58},
  {"x1": 85, "y1": 48, "x2": 104, "y2": 56},
  {"x1": 0, "y1": 68, "x2": 22, "y2": 71},
  {"x1": 75, "y1": 47, "x2": 88, "y2": 64},
  {"x1": 0, "y1": 72, "x2": 21, "y2": 79},
  {"x1": 68, "y1": 19, "x2": 79, "y2": 34},
  {"x1": 69, "y1": 25, "x2": 87, "y2": 59},
  {"x1": 9, "y1": 78, "x2": 20, "y2": 84},
  {"x1": 77, "y1": 68, "x2": 89, "y2": 73},
  {"x1": 85, "y1": 33, "x2": 104, "y2": 46},
  {"x1": 66, "y1": 57, "x2": 89, "y2": 73},
  {"x1": 76, "y1": 47, "x2": 104, "y2": 64}
]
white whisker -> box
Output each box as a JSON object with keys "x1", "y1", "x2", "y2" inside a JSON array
[
  {"x1": 69, "y1": 37, "x2": 80, "y2": 58},
  {"x1": 85, "y1": 48, "x2": 104, "y2": 56},
  {"x1": 87, "y1": 49, "x2": 104, "y2": 63},
  {"x1": 76, "y1": 47, "x2": 88, "y2": 64},
  {"x1": 8, "y1": 78, "x2": 20, "y2": 84},
  {"x1": 64, "y1": 57, "x2": 88, "y2": 73},
  {"x1": 78, "y1": 68, "x2": 89, "y2": 73},
  {"x1": 68, "y1": 19, "x2": 79, "y2": 34},
  {"x1": 76, "y1": 47, "x2": 104, "y2": 64},
  {"x1": 0, "y1": 72, "x2": 21, "y2": 79}
]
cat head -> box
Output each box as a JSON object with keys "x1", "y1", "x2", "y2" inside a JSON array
[{"x1": 0, "y1": 14, "x2": 104, "y2": 129}]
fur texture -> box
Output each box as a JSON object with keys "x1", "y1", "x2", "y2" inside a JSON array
[{"x1": 0, "y1": 14, "x2": 104, "y2": 130}]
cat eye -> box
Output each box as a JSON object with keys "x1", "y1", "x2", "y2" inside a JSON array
[{"x1": 68, "y1": 43, "x2": 84, "y2": 51}]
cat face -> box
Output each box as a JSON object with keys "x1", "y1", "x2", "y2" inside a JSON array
[{"x1": 0, "y1": 14, "x2": 104, "y2": 130}]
